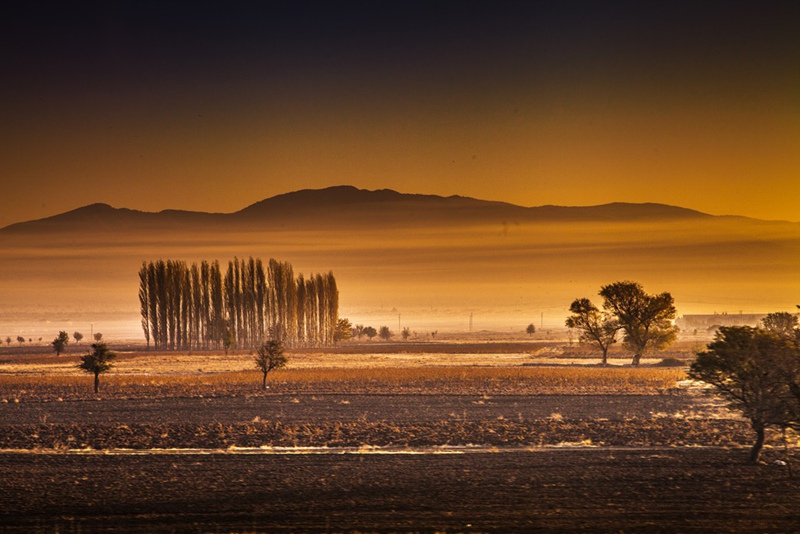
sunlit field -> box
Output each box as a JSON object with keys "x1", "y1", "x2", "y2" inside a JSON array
[
  {"x1": 0, "y1": 342, "x2": 688, "y2": 401},
  {"x1": 2, "y1": 340, "x2": 798, "y2": 532},
  {"x1": 0, "y1": 363, "x2": 685, "y2": 401}
]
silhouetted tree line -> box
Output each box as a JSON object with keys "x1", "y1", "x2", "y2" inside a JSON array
[{"x1": 138, "y1": 258, "x2": 338, "y2": 350}]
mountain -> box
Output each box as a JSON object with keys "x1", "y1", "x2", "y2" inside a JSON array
[
  {"x1": 0, "y1": 202, "x2": 225, "y2": 234},
  {"x1": 1, "y1": 185, "x2": 796, "y2": 336},
  {"x1": 0, "y1": 186, "x2": 715, "y2": 234}
]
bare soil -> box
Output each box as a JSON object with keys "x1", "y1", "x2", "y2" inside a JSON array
[
  {"x1": 2, "y1": 449, "x2": 800, "y2": 533},
  {"x1": 1, "y1": 393, "x2": 709, "y2": 425},
  {"x1": 1, "y1": 345, "x2": 797, "y2": 532}
]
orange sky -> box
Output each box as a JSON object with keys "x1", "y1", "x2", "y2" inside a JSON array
[{"x1": 1, "y1": 2, "x2": 798, "y2": 228}]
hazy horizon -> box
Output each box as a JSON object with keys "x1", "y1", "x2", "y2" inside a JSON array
[
  {"x1": 1, "y1": 188, "x2": 797, "y2": 342},
  {"x1": 1, "y1": 3, "x2": 797, "y2": 341}
]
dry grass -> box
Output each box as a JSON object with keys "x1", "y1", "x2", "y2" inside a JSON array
[
  {"x1": 0, "y1": 343, "x2": 690, "y2": 400},
  {"x1": 0, "y1": 365, "x2": 685, "y2": 401}
]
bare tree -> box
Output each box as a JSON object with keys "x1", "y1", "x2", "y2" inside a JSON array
[{"x1": 254, "y1": 339, "x2": 287, "y2": 390}]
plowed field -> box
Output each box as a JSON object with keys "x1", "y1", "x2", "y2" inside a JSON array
[{"x1": 1, "y1": 348, "x2": 798, "y2": 532}]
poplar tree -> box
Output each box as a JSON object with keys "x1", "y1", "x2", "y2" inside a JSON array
[
  {"x1": 138, "y1": 262, "x2": 150, "y2": 349},
  {"x1": 147, "y1": 261, "x2": 160, "y2": 349},
  {"x1": 137, "y1": 257, "x2": 339, "y2": 350},
  {"x1": 210, "y1": 260, "x2": 224, "y2": 348}
]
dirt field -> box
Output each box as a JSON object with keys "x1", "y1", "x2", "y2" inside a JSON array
[
  {"x1": 2, "y1": 449, "x2": 800, "y2": 533},
  {"x1": 1, "y1": 345, "x2": 799, "y2": 532}
]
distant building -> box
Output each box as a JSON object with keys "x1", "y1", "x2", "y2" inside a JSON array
[{"x1": 676, "y1": 313, "x2": 766, "y2": 332}]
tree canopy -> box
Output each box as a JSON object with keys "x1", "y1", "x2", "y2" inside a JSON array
[
  {"x1": 599, "y1": 281, "x2": 677, "y2": 365},
  {"x1": 334, "y1": 318, "x2": 352, "y2": 343},
  {"x1": 689, "y1": 326, "x2": 800, "y2": 463},
  {"x1": 565, "y1": 298, "x2": 619, "y2": 364},
  {"x1": 254, "y1": 339, "x2": 287, "y2": 390},
  {"x1": 78, "y1": 342, "x2": 116, "y2": 394},
  {"x1": 379, "y1": 326, "x2": 392, "y2": 341},
  {"x1": 52, "y1": 331, "x2": 69, "y2": 356},
  {"x1": 761, "y1": 312, "x2": 799, "y2": 338}
]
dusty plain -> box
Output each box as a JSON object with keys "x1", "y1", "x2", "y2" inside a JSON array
[{"x1": 1, "y1": 340, "x2": 799, "y2": 532}]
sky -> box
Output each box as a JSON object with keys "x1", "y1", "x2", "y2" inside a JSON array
[{"x1": 1, "y1": 1, "x2": 798, "y2": 230}]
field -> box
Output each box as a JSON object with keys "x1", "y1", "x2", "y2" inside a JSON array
[{"x1": 1, "y1": 340, "x2": 799, "y2": 532}]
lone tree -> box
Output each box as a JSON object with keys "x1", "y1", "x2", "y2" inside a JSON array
[
  {"x1": 565, "y1": 298, "x2": 620, "y2": 365},
  {"x1": 78, "y1": 342, "x2": 117, "y2": 394},
  {"x1": 52, "y1": 331, "x2": 70, "y2": 356},
  {"x1": 599, "y1": 281, "x2": 678, "y2": 365},
  {"x1": 364, "y1": 326, "x2": 377, "y2": 340},
  {"x1": 689, "y1": 326, "x2": 799, "y2": 463},
  {"x1": 379, "y1": 326, "x2": 392, "y2": 341},
  {"x1": 73, "y1": 331, "x2": 84, "y2": 344},
  {"x1": 526, "y1": 323, "x2": 536, "y2": 337},
  {"x1": 254, "y1": 339, "x2": 287, "y2": 390},
  {"x1": 16, "y1": 336, "x2": 25, "y2": 345},
  {"x1": 93, "y1": 332, "x2": 103, "y2": 342},
  {"x1": 402, "y1": 327, "x2": 411, "y2": 340}
]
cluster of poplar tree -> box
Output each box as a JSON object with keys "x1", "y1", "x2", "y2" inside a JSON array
[{"x1": 138, "y1": 258, "x2": 338, "y2": 350}]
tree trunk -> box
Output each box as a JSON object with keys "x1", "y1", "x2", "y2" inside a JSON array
[
  {"x1": 601, "y1": 348, "x2": 608, "y2": 366},
  {"x1": 631, "y1": 352, "x2": 642, "y2": 366},
  {"x1": 750, "y1": 420, "x2": 766, "y2": 464},
  {"x1": 262, "y1": 371, "x2": 268, "y2": 390},
  {"x1": 94, "y1": 372, "x2": 100, "y2": 394}
]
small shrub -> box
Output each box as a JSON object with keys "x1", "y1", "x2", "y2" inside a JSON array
[{"x1": 655, "y1": 357, "x2": 686, "y2": 367}]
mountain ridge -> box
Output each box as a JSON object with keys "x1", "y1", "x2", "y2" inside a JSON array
[{"x1": 0, "y1": 185, "x2": 771, "y2": 234}]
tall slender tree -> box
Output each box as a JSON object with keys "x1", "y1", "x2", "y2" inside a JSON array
[
  {"x1": 137, "y1": 257, "x2": 339, "y2": 350},
  {"x1": 147, "y1": 261, "x2": 160, "y2": 349},
  {"x1": 138, "y1": 262, "x2": 150, "y2": 349}
]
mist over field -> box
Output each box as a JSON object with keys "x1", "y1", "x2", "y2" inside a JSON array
[{"x1": 1, "y1": 187, "x2": 798, "y2": 340}]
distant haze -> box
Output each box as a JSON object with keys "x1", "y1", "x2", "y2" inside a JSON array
[{"x1": 1, "y1": 186, "x2": 797, "y2": 341}]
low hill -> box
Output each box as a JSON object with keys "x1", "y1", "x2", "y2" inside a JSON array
[
  {"x1": 0, "y1": 186, "x2": 797, "y2": 337},
  {"x1": 0, "y1": 185, "x2": 714, "y2": 234}
]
